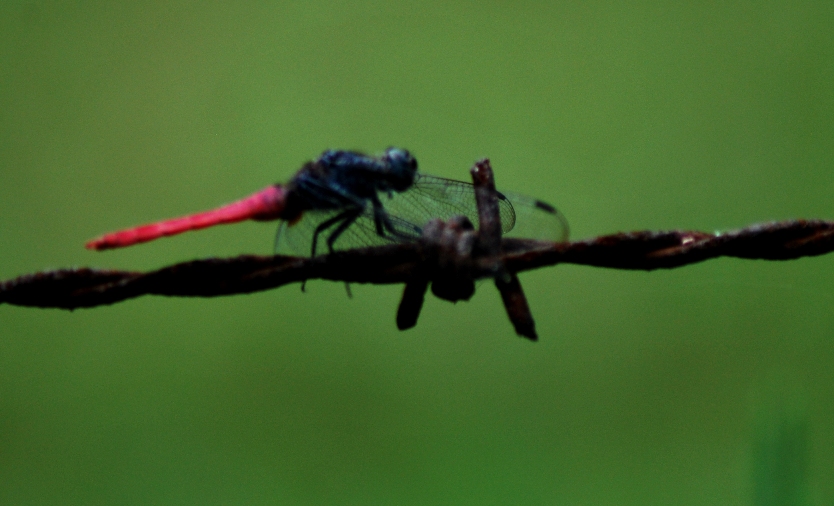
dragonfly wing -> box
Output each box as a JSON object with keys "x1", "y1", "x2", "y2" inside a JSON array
[
  {"x1": 275, "y1": 173, "x2": 569, "y2": 256},
  {"x1": 385, "y1": 174, "x2": 568, "y2": 242},
  {"x1": 381, "y1": 175, "x2": 515, "y2": 233},
  {"x1": 497, "y1": 189, "x2": 569, "y2": 242},
  {"x1": 275, "y1": 207, "x2": 422, "y2": 257}
]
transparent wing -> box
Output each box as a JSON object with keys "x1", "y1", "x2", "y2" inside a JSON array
[
  {"x1": 275, "y1": 208, "x2": 423, "y2": 256},
  {"x1": 399, "y1": 175, "x2": 568, "y2": 241},
  {"x1": 275, "y1": 173, "x2": 569, "y2": 256},
  {"x1": 383, "y1": 175, "x2": 515, "y2": 234},
  {"x1": 492, "y1": 188, "x2": 570, "y2": 242}
]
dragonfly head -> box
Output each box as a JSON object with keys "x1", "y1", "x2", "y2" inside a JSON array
[{"x1": 383, "y1": 147, "x2": 418, "y2": 192}]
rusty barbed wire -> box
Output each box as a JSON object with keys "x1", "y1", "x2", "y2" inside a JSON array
[{"x1": 2, "y1": 160, "x2": 834, "y2": 340}]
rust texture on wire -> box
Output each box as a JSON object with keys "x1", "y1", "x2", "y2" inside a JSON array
[{"x1": 3, "y1": 159, "x2": 834, "y2": 339}]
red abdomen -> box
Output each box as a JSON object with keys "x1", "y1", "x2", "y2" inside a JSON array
[{"x1": 86, "y1": 185, "x2": 287, "y2": 250}]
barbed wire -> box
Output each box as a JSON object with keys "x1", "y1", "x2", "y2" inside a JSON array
[{"x1": 3, "y1": 160, "x2": 833, "y2": 340}]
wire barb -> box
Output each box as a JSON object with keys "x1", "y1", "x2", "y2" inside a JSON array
[
  {"x1": 3, "y1": 164, "x2": 834, "y2": 339},
  {"x1": 470, "y1": 158, "x2": 538, "y2": 340}
]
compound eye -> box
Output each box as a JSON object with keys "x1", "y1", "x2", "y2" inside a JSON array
[
  {"x1": 385, "y1": 147, "x2": 405, "y2": 160},
  {"x1": 386, "y1": 148, "x2": 416, "y2": 170},
  {"x1": 384, "y1": 147, "x2": 417, "y2": 190}
]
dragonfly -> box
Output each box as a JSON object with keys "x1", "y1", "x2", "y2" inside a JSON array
[{"x1": 85, "y1": 148, "x2": 569, "y2": 255}]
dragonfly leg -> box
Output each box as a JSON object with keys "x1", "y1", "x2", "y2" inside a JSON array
[
  {"x1": 325, "y1": 209, "x2": 363, "y2": 299},
  {"x1": 325, "y1": 208, "x2": 363, "y2": 254},
  {"x1": 370, "y1": 195, "x2": 420, "y2": 241},
  {"x1": 311, "y1": 208, "x2": 359, "y2": 256},
  {"x1": 370, "y1": 195, "x2": 386, "y2": 236}
]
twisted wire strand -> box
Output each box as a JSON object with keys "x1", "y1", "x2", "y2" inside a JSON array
[{"x1": 2, "y1": 219, "x2": 833, "y2": 311}]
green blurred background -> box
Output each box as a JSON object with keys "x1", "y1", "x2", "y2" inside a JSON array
[{"x1": 2, "y1": 1, "x2": 833, "y2": 504}]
